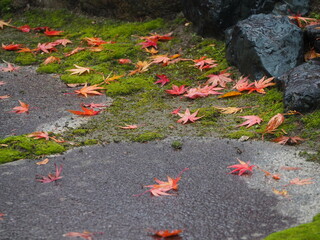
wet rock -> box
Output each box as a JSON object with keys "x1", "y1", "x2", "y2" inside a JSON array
[
  {"x1": 305, "y1": 24, "x2": 320, "y2": 53},
  {"x1": 277, "y1": 60, "x2": 320, "y2": 113},
  {"x1": 226, "y1": 14, "x2": 304, "y2": 80},
  {"x1": 181, "y1": 0, "x2": 310, "y2": 37}
]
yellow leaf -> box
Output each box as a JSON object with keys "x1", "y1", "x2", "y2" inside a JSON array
[
  {"x1": 272, "y1": 188, "x2": 289, "y2": 197},
  {"x1": 214, "y1": 106, "x2": 243, "y2": 114},
  {"x1": 66, "y1": 64, "x2": 92, "y2": 75},
  {"x1": 218, "y1": 91, "x2": 242, "y2": 98},
  {"x1": 36, "y1": 158, "x2": 49, "y2": 165}
]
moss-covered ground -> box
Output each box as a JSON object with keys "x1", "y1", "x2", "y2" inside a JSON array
[
  {"x1": 264, "y1": 214, "x2": 320, "y2": 240},
  {"x1": 0, "y1": 9, "x2": 319, "y2": 164}
]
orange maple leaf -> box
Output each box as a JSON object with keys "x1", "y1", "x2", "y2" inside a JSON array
[
  {"x1": 43, "y1": 56, "x2": 61, "y2": 65},
  {"x1": 74, "y1": 83, "x2": 104, "y2": 97},
  {"x1": 248, "y1": 76, "x2": 275, "y2": 94},
  {"x1": 2, "y1": 43, "x2": 23, "y2": 51},
  {"x1": 151, "y1": 229, "x2": 183, "y2": 238},
  {"x1": 44, "y1": 28, "x2": 64, "y2": 36},
  {"x1": 264, "y1": 113, "x2": 285, "y2": 134},
  {"x1": 0, "y1": 95, "x2": 10, "y2": 99},
  {"x1": 232, "y1": 76, "x2": 253, "y2": 92},
  {"x1": 64, "y1": 47, "x2": 86, "y2": 57},
  {"x1": 205, "y1": 69, "x2": 234, "y2": 87},
  {"x1": 118, "y1": 124, "x2": 138, "y2": 129},
  {"x1": 83, "y1": 37, "x2": 109, "y2": 46},
  {"x1": 68, "y1": 106, "x2": 101, "y2": 116},
  {"x1": 36, "y1": 158, "x2": 49, "y2": 165},
  {"x1": 63, "y1": 230, "x2": 97, "y2": 240},
  {"x1": 28, "y1": 131, "x2": 50, "y2": 140},
  {"x1": 227, "y1": 159, "x2": 255, "y2": 176},
  {"x1": 128, "y1": 61, "x2": 151, "y2": 75},
  {"x1": 12, "y1": 100, "x2": 29, "y2": 114},
  {"x1": 193, "y1": 56, "x2": 218, "y2": 71},
  {"x1": 272, "y1": 136, "x2": 305, "y2": 145}
]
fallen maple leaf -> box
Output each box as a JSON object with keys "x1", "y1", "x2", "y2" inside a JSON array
[
  {"x1": 64, "y1": 47, "x2": 86, "y2": 57},
  {"x1": 0, "y1": 19, "x2": 13, "y2": 29},
  {"x1": 0, "y1": 95, "x2": 10, "y2": 99},
  {"x1": 154, "y1": 74, "x2": 170, "y2": 87},
  {"x1": 129, "y1": 61, "x2": 151, "y2": 75},
  {"x1": 15, "y1": 24, "x2": 31, "y2": 32},
  {"x1": 272, "y1": 136, "x2": 305, "y2": 145},
  {"x1": 82, "y1": 103, "x2": 109, "y2": 109},
  {"x1": 68, "y1": 106, "x2": 100, "y2": 116},
  {"x1": 36, "y1": 164, "x2": 63, "y2": 183},
  {"x1": 1, "y1": 62, "x2": 20, "y2": 72},
  {"x1": 43, "y1": 56, "x2": 61, "y2": 65},
  {"x1": 37, "y1": 42, "x2": 57, "y2": 53},
  {"x1": 2, "y1": 43, "x2": 23, "y2": 51},
  {"x1": 304, "y1": 48, "x2": 320, "y2": 61},
  {"x1": 151, "y1": 229, "x2": 183, "y2": 238},
  {"x1": 74, "y1": 83, "x2": 104, "y2": 97},
  {"x1": 104, "y1": 74, "x2": 124, "y2": 84},
  {"x1": 63, "y1": 230, "x2": 98, "y2": 240},
  {"x1": 83, "y1": 37, "x2": 109, "y2": 46},
  {"x1": 118, "y1": 124, "x2": 138, "y2": 129},
  {"x1": 138, "y1": 39, "x2": 158, "y2": 49},
  {"x1": 17, "y1": 47, "x2": 37, "y2": 53},
  {"x1": 237, "y1": 115, "x2": 263, "y2": 128},
  {"x1": 177, "y1": 108, "x2": 202, "y2": 124},
  {"x1": 44, "y1": 28, "x2": 64, "y2": 36},
  {"x1": 134, "y1": 168, "x2": 189, "y2": 197},
  {"x1": 264, "y1": 113, "x2": 285, "y2": 134},
  {"x1": 12, "y1": 100, "x2": 29, "y2": 114},
  {"x1": 171, "y1": 106, "x2": 181, "y2": 115},
  {"x1": 28, "y1": 131, "x2": 50, "y2": 140},
  {"x1": 193, "y1": 56, "x2": 218, "y2": 71},
  {"x1": 227, "y1": 158, "x2": 255, "y2": 176},
  {"x1": 67, "y1": 65, "x2": 92, "y2": 75},
  {"x1": 272, "y1": 188, "x2": 289, "y2": 197},
  {"x1": 118, "y1": 58, "x2": 132, "y2": 64},
  {"x1": 184, "y1": 85, "x2": 223, "y2": 99},
  {"x1": 232, "y1": 76, "x2": 253, "y2": 92},
  {"x1": 0, "y1": 81, "x2": 6, "y2": 85},
  {"x1": 53, "y1": 38, "x2": 72, "y2": 47},
  {"x1": 218, "y1": 91, "x2": 242, "y2": 98},
  {"x1": 165, "y1": 85, "x2": 187, "y2": 95},
  {"x1": 284, "y1": 178, "x2": 314, "y2": 187},
  {"x1": 215, "y1": 106, "x2": 243, "y2": 114},
  {"x1": 288, "y1": 15, "x2": 318, "y2": 28},
  {"x1": 144, "y1": 47, "x2": 158, "y2": 55},
  {"x1": 36, "y1": 158, "x2": 49, "y2": 165},
  {"x1": 205, "y1": 69, "x2": 234, "y2": 87},
  {"x1": 248, "y1": 76, "x2": 275, "y2": 94},
  {"x1": 150, "y1": 55, "x2": 171, "y2": 66}
]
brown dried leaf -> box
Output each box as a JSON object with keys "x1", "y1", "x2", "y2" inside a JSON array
[
  {"x1": 264, "y1": 113, "x2": 285, "y2": 134},
  {"x1": 36, "y1": 158, "x2": 49, "y2": 165},
  {"x1": 214, "y1": 106, "x2": 243, "y2": 114}
]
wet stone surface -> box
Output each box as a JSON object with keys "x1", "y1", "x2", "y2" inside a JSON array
[
  {"x1": 0, "y1": 138, "x2": 319, "y2": 240},
  {"x1": 0, "y1": 66, "x2": 110, "y2": 138}
]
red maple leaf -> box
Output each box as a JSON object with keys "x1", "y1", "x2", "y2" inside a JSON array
[
  {"x1": 36, "y1": 42, "x2": 57, "y2": 53},
  {"x1": 118, "y1": 58, "x2": 132, "y2": 64},
  {"x1": 151, "y1": 229, "x2": 183, "y2": 238},
  {"x1": 154, "y1": 74, "x2": 170, "y2": 87},
  {"x1": 52, "y1": 38, "x2": 72, "y2": 47},
  {"x1": 171, "y1": 106, "x2": 181, "y2": 115},
  {"x1": 15, "y1": 25, "x2": 31, "y2": 32},
  {"x1": 68, "y1": 106, "x2": 100, "y2": 116},
  {"x1": 12, "y1": 100, "x2": 29, "y2": 114},
  {"x1": 237, "y1": 115, "x2": 263, "y2": 128},
  {"x1": 2, "y1": 43, "x2": 23, "y2": 51},
  {"x1": 165, "y1": 85, "x2": 187, "y2": 95},
  {"x1": 177, "y1": 108, "x2": 202, "y2": 124},
  {"x1": 44, "y1": 28, "x2": 64, "y2": 36},
  {"x1": 28, "y1": 131, "x2": 50, "y2": 140},
  {"x1": 138, "y1": 39, "x2": 158, "y2": 49},
  {"x1": 205, "y1": 69, "x2": 234, "y2": 87},
  {"x1": 184, "y1": 85, "x2": 223, "y2": 99},
  {"x1": 1, "y1": 62, "x2": 20, "y2": 72},
  {"x1": 193, "y1": 56, "x2": 218, "y2": 70},
  {"x1": 227, "y1": 159, "x2": 255, "y2": 176},
  {"x1": 36, "y1": 164, "x2": 63, "y2": 183},
  {"x1": 272, "y1": 136, "x2": 305, "y2": 145}
]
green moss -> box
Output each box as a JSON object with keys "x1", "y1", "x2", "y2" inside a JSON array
[
  {"x1": 132, "y1": 131, "x2": 164, "y2": 142},
  {"x1": 0, "y1": 136, "x2": 65, "y2": 164},
  {"x1": 72, "y1": 129, "x2": 90, "y2": 136},
  {"x1": 226, "y1": 130, "x2": 257, "y2": 139},
  {"x1": 15, "y1": 53, "x2": 37, "y2": 65},
  {"x1": 106, "y1": 76, "x2": 154, "y2": 96},
  {"x1": 0, "y1": 0, "x2": 12, "y2": 14},
  {"x1": 171, "y1": 140, "x2": 183, "y2": 150},
  {"x1": 83, "y1": 139, "x2": 98, "y2": 145},
  {"x1": 264, "y1": 214, "x2": 320, "y2": 240},
  {"x1": 198, "y1": 107, "x2": 220, "y2": 121},
  {"x1": 302, "y1": 110, "x2": 320, "y2": 129},
  {"x1": 37, "y1": 63, "x2": 61, "y2": 74}
]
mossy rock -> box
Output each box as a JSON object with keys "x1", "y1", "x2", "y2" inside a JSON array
[
  {"x1": 264, "y1": 214, "x2": 320, "y2": 240},
  {"x1": 0, "y1": 136, "x2": 65, "y2": 164}
]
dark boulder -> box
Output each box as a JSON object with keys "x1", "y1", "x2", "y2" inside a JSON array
[
  {"x1": 181, "y1": 0, "x2": 310, "y2": 38},
  {"x1": 277, "y1": 60, "x2": 320, "y2": 112},
  {"x1": 305, "y1": 24, "x2": 320, "y2": 53},
  {"x1": 226, "y1": 14, "x2": 304, "y2": 80},
  {"x1": 11, "y1": 0, "x2": 181, "y2": 20}
]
